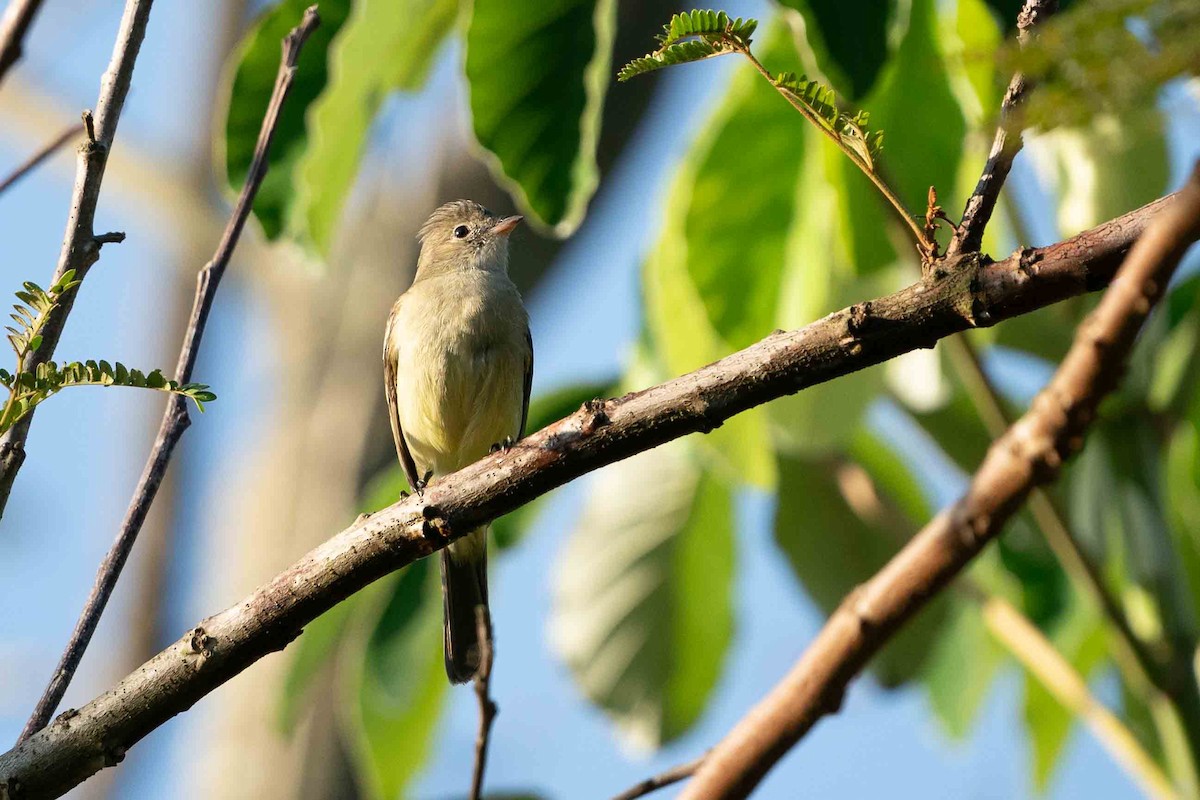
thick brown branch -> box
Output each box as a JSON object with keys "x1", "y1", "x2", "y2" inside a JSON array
[
  {"x1": 12, "y1": 6, "x2": 321, "y2": 744},
  {"x1": 0, "y1": 0, "x2": 45, "y2": 88},
  {"x1": 949, "y1": 0, "x2": 1057, "y2": 256},
  {"x1": 678, "y1": 165, "x2": 1200, "y2": 799},
  {"x1": 0, "y1": 0, "x2": 154, "y2": 520},
  {"x1": 0, "y1": 191, "x2": 1178, "y2": 797}
]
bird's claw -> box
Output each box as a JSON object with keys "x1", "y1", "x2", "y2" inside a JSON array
[{"x1": 490, "y1": 436, "x2": 517, "y2": 454}]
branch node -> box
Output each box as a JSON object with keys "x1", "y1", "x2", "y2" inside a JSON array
[
  {"x1": 80, "y1": 110, "x2": 95, "y2": 145},
  {"x1": 92, "y1": 231, "x2": 125, "y2": 247},
  {"x1": 580, "y1": 398, "x2": 609, "y2": 435}
]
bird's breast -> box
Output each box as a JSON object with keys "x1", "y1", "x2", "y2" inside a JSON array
[{"x1": 391, "y1": 273, "x2": 529, "y2": 475}]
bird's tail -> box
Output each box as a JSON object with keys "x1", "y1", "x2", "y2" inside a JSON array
[{"x1": 441, "y1": 527, "x2": 489, "y2": 684}]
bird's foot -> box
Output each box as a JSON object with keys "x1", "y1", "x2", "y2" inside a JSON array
[{"x1": 490, "y1": 436, "x2": 517, "y2": 454}]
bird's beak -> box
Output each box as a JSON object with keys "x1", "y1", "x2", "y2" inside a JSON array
[{"x1": 490, "y1": 215, "x2": 524, "y2": 237}]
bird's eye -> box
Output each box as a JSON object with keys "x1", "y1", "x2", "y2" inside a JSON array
[{"x1": 453, "y1": 225, "x2": 469, "y2": 239}]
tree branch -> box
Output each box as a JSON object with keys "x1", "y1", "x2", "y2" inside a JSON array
[
  {"x1": 677, "y1": 164, "x2": 1200, "y2": 799},
  {"x1": 949, "y1": 0, "x2": 1058, "y2": 256},
  {"x1": 0, "y1": 0, "x2": 154, "y2": 520},
  {"x1": 470, "y1": 606, "x2": 497, "y2": 800},
  {"x1": 610, "y1": 753, "x2": 710, "y2": 800},
  {"x1": 13, "y1": 5, "x2": 321, "y2": 744},
  {"x1": 0, "y1": 121, "x2": 84, "y2": 196},
  {"x1": 0, "y1": 0, "x2": 45, "y2": 89},
  {"x1": 0, "y1": 190, "x2": 1179, "y2": 797}
]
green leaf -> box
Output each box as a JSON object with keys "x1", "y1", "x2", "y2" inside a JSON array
[
  {"x1": 466, "y1": 0, "x2": 617, "y2": 235},
  {"x1": 1023, "y1": 595, "x2": 1109, "y2": 789},
  {"x1": 340, "y1": 560, "x2": 448, "y2": 800},
  {"x1": 221, "y1": 0, "x2": 353, "y2": 239},
  {"x1": 683, "y1": 23, "x2": 805, "y2": 351},
  {"x1": 278, "y1": 589, "x2": 365, "y2": 733},
  {"x1": 766, "y1": 123, "x2": 887, "y2": 456},
  {"x1": 643, "y1": 184, "x2": 776, "y2": 486},
  {"x1": 617, "y1": 10, "x2": 757, "y2": 80},
  {"x1": 1004, "y1": 0, "x2": 1200, "y2": 129},
  {"x1": 773, "y1": 452, "x2": 951, "y2": 685},
  {"x1": 925, "y1": 600, "x2": 1008, "y2": 738},
  {"x1": 775, "y1": 0, "x2": 890, "y2": 99},
  {"x1": 863, "y1": 0, "x2": 966, "y2": 217},
  {"x1": 550, "y1": 439, "x2": 735, "y2": 746},
  {"x1": 293, "y1": 0, "x2": 458, "y2": 254},
  {"x1": 1029, "y1": 114, "x2": 1170, "y2": 238}
]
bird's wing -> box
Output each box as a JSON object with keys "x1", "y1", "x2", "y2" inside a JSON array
[
  {"x1": 384, "y1": 297, "x2": 421, "y2": 492},
  {"x1": 520, "y1": 327, "x2": 533, "y2": 438}
]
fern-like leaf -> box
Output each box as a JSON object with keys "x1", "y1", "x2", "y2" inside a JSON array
[
  {"x1": 618, "y1": 9, "x2": 758, "y2": 81},
  {"x1": 0, "y1": 358, "x2": 217, "y2": 432},
  {"x1": 0, "y1": 271, "x2": 216, "y2": 432},
  {"x1": 774, "y1": 72, "x2": 884, "y2": 168}
]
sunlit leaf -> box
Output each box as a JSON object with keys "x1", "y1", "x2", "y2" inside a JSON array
[
  {"x1": 550, "y1": 439, "x2": 735, "y2": 746},
  {"x1": 1023, "y1": 595, "x2": 1109, "y2": 788},
  {"x1": 773, "y1": 451, "x2": 951, "y2": 685},
  {"x1": 1027, "y1": 115, "x2": 1169, "y2": 238},
  {"x1": 466, "y1": 0, "x2": 617, "y2": 234},
  {"x1": 221, "y1": 0, "x2": 353, "y2": 238},
  {"x1": 775, "y1": 0, "x2": 890, "y2": 99},
  {"x1": 864, "y1": 0, "x2": 967, "y2": 217},
  {"x1": 294, "y1": 0, "x2": 458, "y2": 254},
  {"x1": 340, "y1": 560, "x2": 448, "y2": 800}
]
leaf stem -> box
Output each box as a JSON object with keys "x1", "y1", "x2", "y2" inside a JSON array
[{"x1": 737, "y1": 46, "x2": 931, "y2": 254}]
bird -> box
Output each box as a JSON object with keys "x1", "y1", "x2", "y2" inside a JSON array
[{"x1": 383, "y1": 200, "x2": 532, "y2": 683}]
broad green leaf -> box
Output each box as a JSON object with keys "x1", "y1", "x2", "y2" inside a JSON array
[
  {"x1": 550, "y1": 440, "x2": 735, "y2": 746},
  {"x1": 683, "y1": 23, "x2": 805, "y2": 352},
  {"x1": 1028, "y1": 114, "x2": 1169, "y2": 238},
  {"x1": 465, "y1": 0, "x2": 617, "y2": 235},
  {"x1": 221, "y1": 0, "x2": 352, "y2": 238},
  {"x1": 944, "y1": 0, "x2": 1004, "y2": 122},
  {"x1": 644, "y1": 151, "x2": 776, "y2": 486},
  {"x1": 1165, "y1": 422, "x2": 1200, "y2": 616},
  {"x1": 776, "y1": 0, "x2": 891, "y2": 99},
  {"x1": 341, "y1": 560, "x2": 448, "y2": 800},
  {"x1": 766, "y1": 127, "x2": 889, "y2": 455},
  {"x1": 925, "y1": 601, "x2": 1008, "y2": 738},
  {"x1": 865, "y1": 0, "x2": 967, "y2": 217},
  {"x1": 1023, "y1": 595, "x2": 1109, "y2": 789},
  {"x1": 279, "y1": 465, "x2": 429, "y2": 732},
  {"x1": 294, "y1": 0, "x2": 458, "y2": 254},
  {"x1": 773, "y1": 452, "x2": 951, "y2": 685},
  {"x1": 278, "y1": 590, "x2": 363, "y2": 733}
]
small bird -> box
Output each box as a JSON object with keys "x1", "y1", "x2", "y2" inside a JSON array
[{"x1": 384, "y1": 200, "x2": 532, "y2": 683}]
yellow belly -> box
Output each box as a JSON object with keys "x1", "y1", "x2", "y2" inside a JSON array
[{"x1": 391, "y1": 271, "x2": 528, "y2": 482}]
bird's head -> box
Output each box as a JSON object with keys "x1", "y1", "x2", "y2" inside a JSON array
[{"x1": 415, "y1": 200, "x2": 523, "y2": 280}]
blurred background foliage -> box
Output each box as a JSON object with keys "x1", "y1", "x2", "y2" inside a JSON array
[
  {"x1": 207, "y1": 0, "x2": 1200, "y2": 795},
  {"x1": 0, "y1": 0, "x2": 1197, "y2": 797}
]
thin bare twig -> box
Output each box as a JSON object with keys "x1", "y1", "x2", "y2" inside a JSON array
[
  {"x1": 0, "y1": 0, "x2": 45, "y2": 88},
  {"x1": 678, "y1": 163, "x2": 1200, "y2": 799},
  {"x1": 610, "y1": 753, "x2": 710, "y2": 800},
  {"x1": 0, "y1": 192, "x2": 1178, "y2": 796},
  {"x1": 949, "y1": 0, "x2": 1058, "y2": 255},
  {"x1": 470, "y1": 606, "x2": 498, "y2": 800},
  {"x1": 0, "y1": 121, "x2": 84, "y2": 196},
  {"x1": 15, "y1": 5, "x2": 322, "y2": 744},
  {"x1": 0, "y1": 0, "x2": 154, "y2": 520}
]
